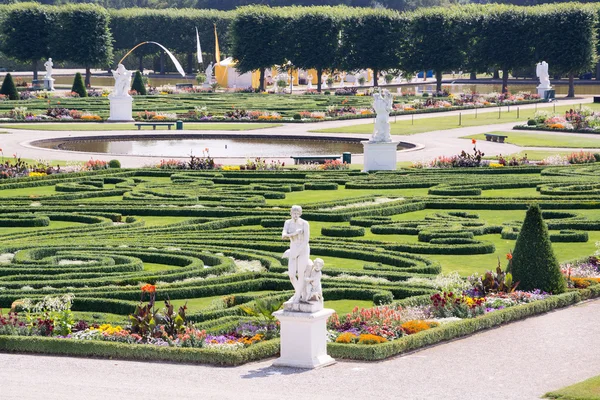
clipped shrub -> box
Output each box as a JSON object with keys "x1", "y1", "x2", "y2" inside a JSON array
[
  {"x1": 527, "y1": 119, "x2": 537, "y2": 126},
  {"x1": 511, "y1": 204, "x2": 565, "y2": 294},
  {"x1": 0, "y1": 73, "x2": 19, "y2": 100},
  {"x1": 108, "y1": 159, "x2": 121, "y2": 169},
  {"x1": 304, "y1": 182, "x2": 338, "y2": 190},
  {"x1": 131, "y1": 71, "x2": 147, "y2": 95},
  {"x1": 321, "y1": 225, "x2": 365, "y2": 237},
  {"x1": 293, "y1": 113, "x2": 302, "y2": 120},
  {"x1": 71, "y1": 72, "x2": 87, "y2": 98}
]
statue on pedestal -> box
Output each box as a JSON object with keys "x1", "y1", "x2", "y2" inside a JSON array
[
  {"x1": 536, "y1": 61, "x2": 551, "y2": 89},
  {"x1": 205, "y1": 62, "x2": 214, "y2": 84},
  {"x1": 371, "y1": 88, "x2": 393, "y2": 142},
  {"x1": 303, "y1": 258, "x2": 324, "y2": 303},
  {"x1": 307, "y1": 73, "x2": 313, "y2": 90},
  {"x1": 112, "y1": 64, "x2": 133, "y2": 97},
  {"x1": 282, "y1": 205, "x2": 310, "y2": 303},
  {"x1": 44, "y1": 58, "x2": 53, "y2": 80}
]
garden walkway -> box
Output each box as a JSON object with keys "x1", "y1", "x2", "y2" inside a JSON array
[
  {"x1": 2, "y1": 298, "x2": 600, "y2": 399},
  {"x1": 0, "y1": 97, "x2": 595, "y2": 167}
]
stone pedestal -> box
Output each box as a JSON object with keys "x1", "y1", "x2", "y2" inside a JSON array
[
  {"x1": 44, "y1": 78, "x2": 54, "y2": 91},
  {"x1": 537, "y1": 86, "x2": 552, "y2": 99},
  {"x1": 108, "y1": 95, "x2": 133, "y2": 122},
  {"x1": 272, "y1": 308, "x2": 336, "y2": 369},
  {"x1": 362, "y1": 140, "x2": 399, "y2": 172}
]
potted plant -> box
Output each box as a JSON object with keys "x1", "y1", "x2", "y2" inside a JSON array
[
  {"x1": 326, "y1": 77, "x2": 334, "y2": 87},
  {"x1": 358, "y1": 76, "x2": 366, "y2": 86},
  {"x1": 384, "y1": 74, "x2": 394, "y2": 84},
  {"x1": 196, "y1": 73, "x2": 206, "y2": 85}
]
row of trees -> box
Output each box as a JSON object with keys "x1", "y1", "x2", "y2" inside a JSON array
[{"x1": 0, "y1": 3, "x2": 597, "y2": 96}]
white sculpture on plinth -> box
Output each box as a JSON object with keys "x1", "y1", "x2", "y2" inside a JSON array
[
  {"x1": 307, "y1": 73, "x2": 313, "y2": 90},
  {"x1": 112, "y1": 64, "x2": 133, "y2": 97},
  {"x1": 108, "y1": 64, "x2": 134, "y2": 122},
  {"x1": 44, "y1": 58, "x2": 53, "y2": 80},
  {"x1": 205, "y1": 62, "x2": 214, "y2": 84},
  {"x1": 282, "y1": 205, "x2": 310, "y2": 303},
  {"x1": 371, "y1": 88, "x2": 393, "y2": 143},
  {"x1": 536, "y1": 61, "x2": 551, "y2": 89},
  {"x1": 304, "y1": 258, "x2": 324, "y2": 303}
]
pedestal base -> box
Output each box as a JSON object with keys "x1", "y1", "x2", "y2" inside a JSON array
[
  {"x1": 272, "y1": 308, "x2": 336, "y2": 369},
  {"x1": 362, "y1": 140, "x2": 399, "y2": 172},
  {"x1": 44, "y1": 78, "x2": 54, "y2": 91},
  {"x1": 108, "y1": 95, "x2": 134, "y2": 122},
  {"x1": 537, "y1": 86, "x2": 552, "y2": 98}
]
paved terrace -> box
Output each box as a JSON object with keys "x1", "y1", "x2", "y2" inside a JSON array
[{"x1": 0, "y1": 97, "x2": 596, "y2": 168}]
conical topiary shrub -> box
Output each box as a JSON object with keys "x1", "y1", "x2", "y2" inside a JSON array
[
  {"x1": 0, "y1": 73, "x2": 19, "y2": 100},
  {"x1": 71, "y1": 72, "x2": 87, "y2": 98},
  {"x1": 511, "y1": 204, "x2": 565, "y2": 294},
  {"x1": 131, "y1": 71, "x2": 146, "y2": 95}
]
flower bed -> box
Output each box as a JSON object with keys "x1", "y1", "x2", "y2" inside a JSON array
[{"x1": 515, "y1": 108, "x2": 600, "y2": 134}]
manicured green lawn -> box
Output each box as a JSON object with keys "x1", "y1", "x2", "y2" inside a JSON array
[
  {"x1": 0, "y1": 123, "x2": 281, "y2": 131},
  {"x1": 464, "y1": 131, "x2": 600, "y2": 148},
  {"x1": 325, "y1": 299, "x2": 373, "y2": 315},
  {"x1": 267, "y1": 187, "x2": 429, "y2": 205},
  {"x1": 0, "y1": 220, "x2": 86, "y2": 235},
  {"x1": 312, "y1": 103, "x2": 600, "y2": 135},
  {"x1": 545, "y1": 375, "x2": 600, "y2": 400}
]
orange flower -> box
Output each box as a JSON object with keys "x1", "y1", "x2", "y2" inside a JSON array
[
  {"x1": 141, "y1": 284, "x2": 156, "y2": 293},
  {"x1": 506, "y1": 253, "x2": 513, "y2": 260},
  {"x1": 471, "y1": 139, "x2": 477, "y2": 144}
]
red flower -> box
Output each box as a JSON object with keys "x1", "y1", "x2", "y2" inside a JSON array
[
  {"x1": 471, "y1": 139, "x2": 477, "y2": 145},
  {"x1": 506, "y1": 253, "x2": 513, "y2": 260},
  {"x1": 141, "y1": 284, "x2": 156, "y2": 293}
]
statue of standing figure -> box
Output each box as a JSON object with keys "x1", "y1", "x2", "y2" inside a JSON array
[
  {"x1": 205, "y1": 62, "x2": 214, "y2": 84},
  {"x1": 282, "y1": 205, "x2": 310, "y2": 303},
  {"x1": 371, "y1": 88, "x2": 394, "y2": 142},
  {"x1": 536, "y1": 61, "x2": 551, "y2": 89},
  {"x1": 307, "y1": 73, "x2": 313, "y2": 90},
  {"x1": 112, "y1": 64, "x2": 133, "y2": 97},
  {"x1": 44, "y1": 58, "x2": 53, "y2": 80}
]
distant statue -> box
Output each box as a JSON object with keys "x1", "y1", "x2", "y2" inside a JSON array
[
  {"x1": 282, "y1": 205, "x2": 310, "y2": 303},
  {"x1": 338, "y1": 72, "x2": 345, "y2": 87},
  {"x1": 112, "y1": 64, "x2": 133, "y2": 97},
  {"x1": 536, "y1": 61, "x2": 551, "y2": 89},
  {"x1": 44, "y1": 58, "x2": 53, "y2": 80},
  {"x1": 307, "y1": 73, "x2": 313, "y2": 90},
  {"x1": 205, "y1": 62, "x2": 214, "y2": 84},
  {"x1": 371, "y1": 88, "x2": 393, "y2": 142},
  {"x1": 303, "y1": 258, "x2": 324, "y2": 303},
  {"x1": 322, "y1": 73, "x2": 328, "y2": 88}
]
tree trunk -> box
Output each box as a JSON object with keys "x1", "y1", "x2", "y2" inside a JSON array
[
  {"x1": 502, "y1": 68, "x2": 509, "y2": 93},
  {"x1": 317, "y1": 67, "x2": 322, "y2": 93},
  {"x1": 160, "y1": 52, "x2": 165, "y2": 75},
  {"x1": 470, "y1": 72, "x2": 477, "y2": 80},
  {"x1": 32, "y1": 60, "x2": 38, "y2": 81},
  {"x1": 596, "y1": 62, "x2": 600, "y2": 81},
  {"x1": 373, "y1": 68, "x2": 378, "y2": 87},
  {"x1": 259, "y1": 67, "x2": 265, "y2": 92},
  {"x1": 567, "y1": 72, "x2": 575, "y2": 98},
  {"x1": 85, "y1": 66, "x2": 91, "y2": 87},
  {"x1": 435, "y1": 70, "x2": 442, "y2": 93},
  {"x1": 138, "y1": 55, "x2": 143, "y2": 73},
  {"x1": 493, "y1": 69, "x2": 500, "y2": 80},
  {"x1": 186, "y1": 53, "x2": 193, "y2": 74}
]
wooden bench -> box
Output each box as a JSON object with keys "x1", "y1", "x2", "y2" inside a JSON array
[
  {"x1": 484, "y1": 134, "x2": 508, "y2": 143},
  {"x1": 291, "y1": 155, "x2": 341, "y2": 165},
  {"x1": 134, "y1": 122, "x2": 175, "y2": 130},
  {"x1": 175, "y1": 83, "x2": 193, "y2": 90}
]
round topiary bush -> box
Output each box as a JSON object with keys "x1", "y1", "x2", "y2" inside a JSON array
[
  {"x1": 71, "y1": 72, "x2": 87, "y2": 98},
  {"x1": 321, "y1": 225, "x2": 365, "y2": 237},
  {"x1": 511, "y1": 204, "x2": 566, "y2": 294},
  {"x1": 527, "y1": 119, "x2": 537, "y2": 126},
  {"x1": 293, "y1": 113, "x2": 302, "y2": 120},
  {"x1": 131, "y1": 71, "x2": 147, "y2": 95},
  {"x1": 0, "y1": 73, "x2": 19, "y2": 100},
  {"x1": 108, "y1": 159, "x2": 121, "y2": 169}
]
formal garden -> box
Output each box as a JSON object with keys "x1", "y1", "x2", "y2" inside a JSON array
[{"x1": 1, "y1": 160, "x2": 600, "y2": 365}]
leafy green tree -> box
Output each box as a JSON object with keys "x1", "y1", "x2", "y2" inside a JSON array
[
  {"x1": 0, "y1": 73, "x2": 19, "y2": 100},
  {"x1": 131, "y1": 70, "x2": 147, "y2": 94},
  {"x1": 53, "y1": 4, "x2": 113, "y2": 86},
  {"x1": 340, "y1": 8, "x2": 407, "y2": 87},
  {"x1": 533, "y1": 4, "x2": 598, "y2": 98},
  {"x1": 402, "y1": 7, "x2": 469, "y2": 93},
  {"x1": 511, "y1": 204, "x2": 566, "y2": 294},
  {"x1": 0, "y1": 3, "x2": 56, "y2": 80},
  {"x1": 71, "y1": 72, "x2": 87, "y2": 97}
]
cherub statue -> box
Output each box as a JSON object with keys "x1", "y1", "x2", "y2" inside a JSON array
[
  {"x1": 303, "y1": 258, "x2": 324, "y2": 303},
  {"x1": 112, "y1": 64, "x2": 133, "y2": 97}
]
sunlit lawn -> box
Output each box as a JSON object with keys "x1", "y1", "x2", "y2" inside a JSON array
[
  {"x1": 0, "y1": 123, "x2": 281, "y2": 131},
  {"x1": 464, "y1": 131, "x2": 600, "y2": 148},
  {"x1": 545, "y1": 375, "x2": 600, "y2": 400}
]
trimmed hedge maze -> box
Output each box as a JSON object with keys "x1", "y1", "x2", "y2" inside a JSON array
[{"x1": 1, "y1": 164, "x2": 600, "y2": 363}]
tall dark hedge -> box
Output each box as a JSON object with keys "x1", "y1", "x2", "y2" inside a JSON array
[
  {"x1": 0, "y1": 73, "x2": 19, "y2": 100},
  {"x1": 71, "y1": 72, "x2": 88, "y2": 97},
  {"x1": 511, "y1": 204, "x2": 565, "y2": 294},
  {"x1": 131, "y1": 70, "x2": 146, "y2": 94}
]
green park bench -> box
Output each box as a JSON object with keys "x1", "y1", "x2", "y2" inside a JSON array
[
  {"x1": 484, "y1": 133, "x2": 508, "y2": 143},
  {"x1": 134, "y1": 122, "x2": 175, "y2": 130}
]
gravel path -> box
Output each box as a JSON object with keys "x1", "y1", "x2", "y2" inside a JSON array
[
  {"x1": 0, "y1": 97, "x2": 594, "y2": 168},
  {"x1": 2, "y1": 298, "x2": 600, "y2": 400}
]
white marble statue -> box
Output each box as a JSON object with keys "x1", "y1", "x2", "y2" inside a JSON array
[
  {"x1": 112, "y1": 64, "x2": 133, "y2": 97},
  {"x1": 282, "y1": 205, "x2": 310, "y2": 303},
  {"x1": 205, "y1": 62, "x2": 214, "y2": 84},
  {"x1": 338, "y1": 72, "x2": 346, "y2": 87},
  {"x1": 322, "y1": 73, "x2": 328, "y2": 88},
  {"x1": 44, "y1": 58, "x2": 53, "y2": 80},
  {"x1": 307, "y1": 74, "x2": 313, "y2": 90},
  {"x1": 303, "y1": 258, "x2": 324, "y2": 303},
  {"x1": 536, "y1": 61, "x2": 551, "y2": 89},
  {"x1": 371, "y1": 88, "x2": 393, "y2": 142}
]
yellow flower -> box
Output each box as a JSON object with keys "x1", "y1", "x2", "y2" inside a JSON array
[{"x1": 489, "y1": 163, "x2": 504, "y2": 168}]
